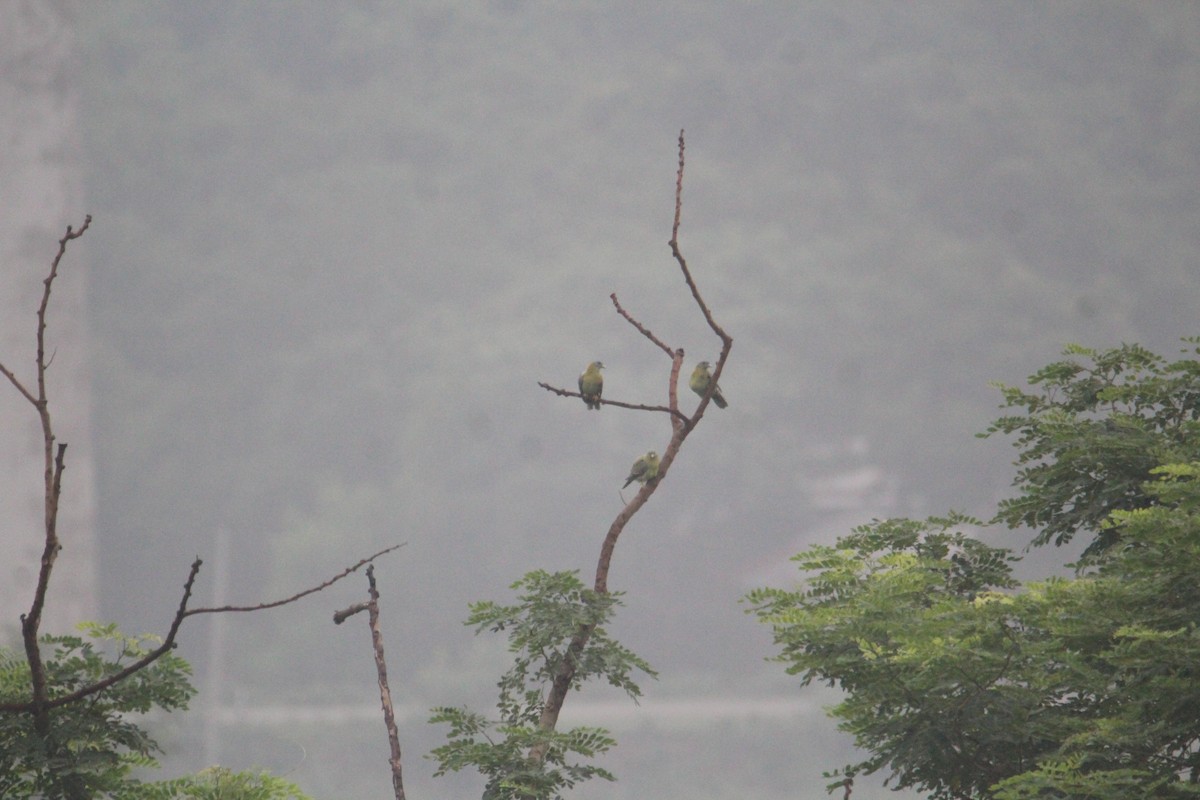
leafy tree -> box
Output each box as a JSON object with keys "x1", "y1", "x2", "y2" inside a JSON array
[
  {"x1": 983, "y1": 340, "x2": 1200, "y2": 557},
  {"x1": 991, "y1": 464, "x2": 1200, "y2": 799},
  {"x1": 429, "y1": 571, "x2": 654, "y2": 799},
  {"x1": 417, "y1": 131, "x2": 729, "y2": 798},
  {"x1": 4, "y1": 134, "x2": 727, "y2": 798},
  {"x1": 0, "y1": 624, "x2": 193, "y2": 799},
  {"x1": 0, "y1": 625, "x2": 312, "y2": 800},
  {"x1": 748, "y1": 341, "x2": 1200, "y2": 799}
]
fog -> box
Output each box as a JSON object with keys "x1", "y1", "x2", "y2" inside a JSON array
[{"x1": 4, "y1": 3, "x2": 1199, "y2": 798}]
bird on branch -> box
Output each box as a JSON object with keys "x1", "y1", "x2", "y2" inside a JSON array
[
  {"x1": 578, "y1": 361, "x2": 604, "y2": 410},
  {"x1": 623, "y1": 450, "x2": 660, "y2": 489},
  {"x1": 689, "y1": 361, "x2": 727, "y2": 408}
]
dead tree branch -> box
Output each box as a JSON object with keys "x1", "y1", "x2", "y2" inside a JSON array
[
  {"x1": 334, "y1": 566, "x2": 406, "y2": 800},
  {"x1": 0, "y1": 216, "x2": 90, "y2": 736},
  {"x1": 609, "y1": 292, "x2": 676, "y2": 358},
  {"x1": 535, "y1": 381, "x2": 689, "y2": 423},
  {"x1": 669, "y1": 130, "x2": 733, "y2": 426},
  {"x1": 530, "y1": 129, "x2": 733, "y2": 759},
  {"x1": 333, "y1": 602, "x2": 370, "y2": 625},
  {"x1": 0, "y1": 543, "x2": 405, "y2": 714},
  {"x1": 0, "y1": 558, "x2": 202, "y2": 713},
  {"x1": 186, "y1": 543, "x2": 405, "y2": 617},
  {"x1": 1, "y1": 220, "x2": 405, "y2": 720}
]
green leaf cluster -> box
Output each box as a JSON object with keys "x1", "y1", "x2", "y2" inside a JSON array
[
  {"x1": 1, "y1": 625, "x2": 315, "y2": 799},
  {"x1": 429, "y1": 570, "x2": 655, "y2": 799},
  {"x1": 0, "y1": 623, "x2": 194, "y2": 799},
  {"x1": 128, "y1": 767, "x2": 313, "y2": 800},
  {"x1": 750, "y1": 342, "x2": 1200, "y2": 799},
  {"x1": 983, "y1": 339, "x2": 1200, "y2": 557},
  {"x1": 747, "y1": 516, "x2": 1028, "y2": 798}
]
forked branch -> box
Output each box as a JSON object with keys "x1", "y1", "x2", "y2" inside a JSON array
[
  {"x1": 333, "y1": 566, "x2": 406, "y2": 800},
  {"x1": 1, "y1": 220, "x2": 407, "y2": 721},
  {"x1": 531, "y1": 129, "x2": 734, "y2": 758},
  {"x1": 0, "y1": 217, "x2": 91, "y2": 736},
  {"x1": 186, "y1": 543, "x2": 405, "y2": 617},
  {"x1": 0, "y1": 544, "x2": 403, "y2": 714}
]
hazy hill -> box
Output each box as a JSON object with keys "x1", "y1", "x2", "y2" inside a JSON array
[{"x1": 63, "y1": 3, "x2": 1200, "y2": 797}]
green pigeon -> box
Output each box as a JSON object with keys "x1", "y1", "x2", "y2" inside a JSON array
[
  {"x1": 689, "y1": 361, "x2": 728, "y2": 408},
  {"x1": 623, "y1": 450, "x2": 660, "y2": 489},
  {"x1": 578, "y1": 361, "x2": 604, "y2": 410}
]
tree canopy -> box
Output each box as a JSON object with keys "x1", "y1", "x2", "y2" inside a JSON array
[{"x1": 749, "y1": 341, "x2": 1200, "y2": 799}]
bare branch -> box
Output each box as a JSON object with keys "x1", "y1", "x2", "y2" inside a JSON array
[
  {"x1": 6, "y1": 217, "x2": 92, "y2": 737},
  {"x1": 667, "y1": 347, "x2": 685, "y2": 434},
  {"x1": 37, "y1": 216, "x2": 92, "y2": 407},
  {"x1": 668, "y1": 131, "x2": 729, "y2": 345},
  {"x1": 609, "y1": 292, "x2": 675, "y2": 358},
  {"x1": 335, "y1": 568, "x2": 406, "y2": 799},
  {"x1": 186, "y1": 543, "x2": 405, "y2": 617},
  {"x1": 23, "y1": 442, "x2": 68, "y2": 681},
  {"x1": 2, "y1": 543, "x2": 407, "y2": 714},
  {"x1": 333, "y1": 602, "x2": 370, "y2": 625},
  {"x1": 0, "y1": 362, "x2": 37, "y2": 405},
  {"x1": 667, "y1": 129, "x2": 733, "y2": 426},
  {"x1": 0, "y1": 216, "x2": 91, "y2": 411},
  {"x1": 671, "y1": 130, "x2": 685, "y2": 244},
  {"x1": 1, "y1": 558, "x2": 203, "y2": 713},
  {"x1": 363, "y1": 565, "x2": 406, "y2": 800},
  {"x1": 536, "y1": 381, "x2": 689, "y2": 423},
  {"x1": 532, "y1": 132, "x2": 732, "y2": 762}
]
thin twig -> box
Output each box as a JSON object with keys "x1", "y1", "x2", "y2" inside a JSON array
[
  {"x1": 2, "y1": 543, "x2": 407, "y2": 714},
  {"x1": 667, "y1": 348, "x2": 684, "y2": 434},
  {"x1": 666, "y1": 130, "x2": 733, "y2": 427},
  {"x1": 671, "y1": 130, "x2": 685, "y2": 243},
  {"x1": 610, "y1": 292, "x2": 675, "y2": 358},
  {"x1": 0, "y1": 362, "x2": 36, "y2": 406},
  {"x1": 1, "y1": 558, "x2": 202, "y2": 713},
  {"x1": 536, "y1": 382, "x2": 689, "y2": 423},
  {"x1": 186, "y1": 543, "x2": 405, "y2": 616},
  {"x1": 333, "y1": 602, "x2": 370, "y2": 625}
]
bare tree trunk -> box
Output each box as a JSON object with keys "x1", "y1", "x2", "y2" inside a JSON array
[{"x1": 0, "y1": 1, "x2": 97, "y2": 639}]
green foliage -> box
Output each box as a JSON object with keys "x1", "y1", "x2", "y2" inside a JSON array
[
  {"x1": 429, "y1": 570, "x2": 655, "y2": 799},
  {"x1": 987, "y1": 464, "x2": 1200, "y2": 800},
  {"x1": 124, "y1": 767, "x2": 313, "y2": 800},
  {"x1": 0, "y1": 623, "x2": 194, "y2": 799},
  {"x1": 982, "y1": 339, "x2": 1200, "y2": 556},
  {"x1": 751, "y1": 343, "x2": 1200, "y2": 799},
  {"x1": 0, "y1": 626, "x2": 314, "y2": 799},
  {"x1": 747, "y1": 516, "x2": 1026, "y2": 798}
]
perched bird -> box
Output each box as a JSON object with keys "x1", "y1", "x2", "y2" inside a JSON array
[
  {"x1": 689, "y1": 361, "x2": 728, "y2": 408},
  {"x1": 623, "y1": 450, "x2": 660, "y2": 489},
  {"x1": 578, "y1": 361, "x2": 605, "y2": 410}
]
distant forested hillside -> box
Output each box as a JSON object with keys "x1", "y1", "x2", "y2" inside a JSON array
[{"x1": 71, "y1": 4, "x2": 1200, "y2": 797}]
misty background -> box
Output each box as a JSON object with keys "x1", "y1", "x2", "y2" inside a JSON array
[{"x1": 4, "y1": 2, "x2": 1199, "y2": 798}]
